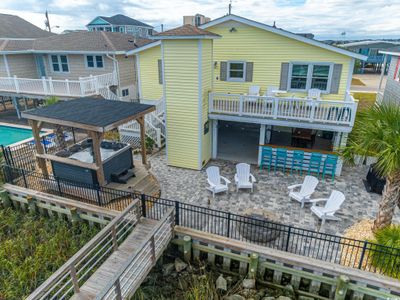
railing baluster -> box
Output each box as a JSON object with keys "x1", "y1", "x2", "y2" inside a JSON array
[{"x1": 69, "y1": 265, "x2": 80, "y2": 293}]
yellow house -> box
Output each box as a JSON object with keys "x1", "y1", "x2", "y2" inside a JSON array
[{"x1": 128, "y1": 15, "x2": 367, "y2": 173}]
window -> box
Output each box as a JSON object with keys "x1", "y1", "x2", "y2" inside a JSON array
[
  {"x1": 289, "y1": 62, "x2": 332, "y2": 92},
  {"x1": 86, "y1": 55, "x2": 104, "y2": 68},
  {"x1": 51, "y1": 55, "x2": 69, "y2": 72},
  {"x1": 227, "y1": 61, "x2": 246, "y2": 82},
  {"x1": 105, "y1": 27, "x2": 112, "y2": 32},
  {"x1": 122, "y1": 88, "x2": 129, "y2": 97}
]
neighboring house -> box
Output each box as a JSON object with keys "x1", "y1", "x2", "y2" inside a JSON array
[
  {"x1": 0, "y1": 31, "x2": 152, "y2": 102},
  {"x1": 0, "y1": 13, "x2": 54, "y2": 39},
  {"x1": 86, "y1": 14, "x2": 153, "y2": 38},
  {"x1": 339, "y1": 40, "x2": 400, "y2": 74},
  {"x1": 183, "y1": 14, "x2": 211, "y2": 27},
  {"x1": 128, "y1": 14, "x2": 366, "y2": 171},
  {"x1": 377, "y1": 50, "x2": 400, "y2": 105}
]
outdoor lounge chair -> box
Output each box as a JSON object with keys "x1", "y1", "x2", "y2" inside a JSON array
[
  {"x1": 234, "y1": 163, "x2": 256, "y2": 192},
  {"x1": 307, "y1": 88, "x2": 322, "y2": 100},
  {"x1": 247, "y1": 85, "x2": 260, "y2": 96},
  {"x1": 309, "y1": 190, "x2": 345, "y2": 226},
  {"x1": 288, "y1": 175, "x2": 319, "y2": 208},
  {"x1": 206, "y1": 166, "x2": 231, "y2": 197}
]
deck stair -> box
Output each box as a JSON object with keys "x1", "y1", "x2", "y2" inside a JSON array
[{"x1": 26, "y1": 201, "x2": 175, "y2": 300}]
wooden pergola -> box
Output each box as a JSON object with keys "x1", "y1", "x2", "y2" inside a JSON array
[{"x1": 21, "y1": 97, "x2": 155, "y2": 186}]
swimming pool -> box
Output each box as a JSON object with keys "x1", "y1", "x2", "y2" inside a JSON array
[{"x1": 0, "y1": 124, "x2": 39, "y2": 146}]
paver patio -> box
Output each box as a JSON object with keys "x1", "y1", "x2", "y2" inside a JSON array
[{"x1": 149, "y1": 151, "x2": 400, "y2": 236}]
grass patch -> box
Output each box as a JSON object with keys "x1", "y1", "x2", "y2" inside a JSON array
[
  {"x1": 352, "y1": 92, "x2": 377, "y2": 112},
  {"x1": 351, "y1": 77, "x2": 366, "y2": 86},
  {"x1": 0, "y1": 207, "x2": 98, "y2": 299}
]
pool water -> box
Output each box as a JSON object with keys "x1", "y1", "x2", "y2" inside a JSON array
[{"x1": 0, "y1": 125, "x2": 36, "y2": 146}]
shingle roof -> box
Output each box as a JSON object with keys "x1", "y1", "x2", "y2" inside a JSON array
[
  {"x1": 0, "y1": 31, "x2": 153, "y2": 53},
  {"x1": 0, "y1": 13, "x2": 54, "y2": 39},
  {"x1": 93, "y1": 14, "x2": 153, "y2": 28},
  {"x1": 154, "y1": 24, "x2": 220, "y2": 38}
]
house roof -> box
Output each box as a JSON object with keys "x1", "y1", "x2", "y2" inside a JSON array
[
  {"x1": 0, "y1": 13, "x2": 54, "y2": 39},
  {"x1": 0, "y1": 39, "x2": 34, "y2": 51},
  {"x1": 88, "y1": 14, "x2": 153, "y2": 28},
  {"x1": 341, "y1": 40, "x2": 400, "y2": 48},
  {"x1": 0, "y1": 31, "x2": 153, "y2": 54},
  {"x1": 151, "y1": 24, "x2": 220, "y2": 40},
  {"x1": 22, "y1": 97, "x2": 155, "y2": 132},
  {"x1": 199, "y1": 14, "x2": 367, "y2": 60}
]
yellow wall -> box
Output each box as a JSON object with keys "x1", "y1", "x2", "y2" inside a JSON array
[
  {"x1": 138, "y1": 45, "x2": 163, "y2": 100},
  {"x1": 208, "y1": 20, "x2": 352, "y2": 100},
  {"x1": 201, "y1": 40, "x2": 212, "y2": 166},
  {"x1": 163, "y1": 40, "x2": 200, "y2": 169}
]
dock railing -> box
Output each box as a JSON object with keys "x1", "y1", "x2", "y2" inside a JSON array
[{"x1": 209, "y1": 93, "x2": 358, "y2": 127}]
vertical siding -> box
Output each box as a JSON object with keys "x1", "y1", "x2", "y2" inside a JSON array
[
  {"x1": 116, "y1": 54, "x2": 138, "y2": 100},
  {"x1": 382, "y1": 56, "x2": 400, "y2": 105},
  {"x1": 164, "y1": 40, "x2": 200, "y2": 169},
  {"x1": 0, "y1": 55, "x2": 8, "y2": 77},
  {"x1": 138, "y1": 46, "x2": 163, "y2": 100},
  {"x1": 208, "y1": 21, "x2": 352, "y2": 100},
  {"x1": 201, "y1": 40, "x2": 212, "y2": 166},
  {"x1": 6, "y1": 54, "x2": 39, "y2": 78},
  {"x1": 43, "y1": 54, "x2": 114, "y2": 80}
]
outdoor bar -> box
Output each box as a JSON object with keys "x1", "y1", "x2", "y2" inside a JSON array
[{"x1": 21, "y1": 97, "x2": 155, "y2": 186}]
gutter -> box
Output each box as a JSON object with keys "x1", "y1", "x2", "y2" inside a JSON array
[
  {"x1": 0, "y1": 50, "x2": 127, "y2": 55},
  {"x1": 106, "y1": 53, "x2": 120, "y2": 89}
]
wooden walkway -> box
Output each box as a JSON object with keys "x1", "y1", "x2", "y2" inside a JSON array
[{"x1": 71, "y1": 218, "x2": 159, "y2": 300}]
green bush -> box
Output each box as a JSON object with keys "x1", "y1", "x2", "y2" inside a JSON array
[
  {"x1": 369, "y1": 225, "x2": 400, "y2": 278},
  {"x1": 0, "y1": 208, "x2": 98, "y2": 299}
]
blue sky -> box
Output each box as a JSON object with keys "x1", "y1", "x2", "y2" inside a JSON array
[{"x1": 0, "y1": 0, "x2": 399, "y2": 40}]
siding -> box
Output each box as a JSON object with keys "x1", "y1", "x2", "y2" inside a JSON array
[
  {"x1": 116, "y1": 54, "x2": 138, "y2": 100},
  {"x1": 163, "y1": 40, "x2": 200, "y2": 169},
  {"x1": 0, "y1": 55, "x2": 8, "y2": 77},
  {"x1": 208, "y1": 21, "x2": 352, "y2": 100},
  {"x1": 201, "y1": 40, "x2": 212, "y2": 166},
  {"x1": 138, "y1": 45, "x2": 163, "y2": 100},
  {"x1": 382, "y1": 56, "x2": 400, "y2": 105},
  {"x1": 5, "y1": 54, "x2": 39, "y2": 78}
]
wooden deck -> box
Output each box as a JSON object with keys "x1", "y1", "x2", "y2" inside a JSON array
[{"x1": 71, "y1": 218, "x2": 159, "y2": 300}]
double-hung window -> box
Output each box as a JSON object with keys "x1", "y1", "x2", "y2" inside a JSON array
[
  {"x1": 227, "y1": 61, "x2": 246, "y2": 82},
  {"x1": 51, "y1": 55, "x2": 69, "y2": 72},
  {"x1": 289, "y1": 62, "x2": 332, "y2": 92},
  {"x1": 86, "y1": 55, "x2": 104, "y2": 68}
]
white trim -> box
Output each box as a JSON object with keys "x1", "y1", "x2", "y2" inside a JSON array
[
  {"x1": 86, "y1": 17, "x2": 111, "y2": 27},
  {"x1": 198, "y1": 39, "x2": 203, "y2": 169},
  {"x1": 161, "y1": 41, "x2": 168, "y2": 162},
  {"x1": 3, "y1": 54, "x2": 10, "y2": 77},
  {"x1": 346, "y1": 58, "x2": 355, "y2": 94},
  {"x1": 258, "y1": 124, "x2": 266, "y2": 165},
  {"x1": 136, "y1": 53, "x2": 142, "y2": 99},
  {"x1": 227, "y1": 60, "x2": 246, "y2": 82},
  {"x1": 212, "y1": 120, "x2": 218, "y2": 159},
  {"x1": 0, "y1": 50, "x2": 127, "y2": 55},
  {"x1": 49, "y1": 54, "x2": 70, "y2": 73},
  {"x1": 126, "y1": 41, "x2": 161, "y2": 56},
  {"x1": 84, "y1": 54, "x2": 105, "y2": 69},
  {"x1": 379, "y1": 50, "x2": 400, "y2": 57},
  {"x1": 150, "y1": 35, "x2": 220, "y2": 40},
  {"x1": 200, "y1": 14, "x2": 367, "y2": 60},
  {"x1": 287, "y1": 62, "x2": 333, "y2": 93}
]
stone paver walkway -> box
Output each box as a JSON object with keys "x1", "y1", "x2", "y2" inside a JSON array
[{"x1": 149, "y1": 151, "x2": 400, "y2": 236}]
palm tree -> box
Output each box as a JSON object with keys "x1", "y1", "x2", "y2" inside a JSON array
[
  {"x1": 44, "y1": 96, "x2": 67, "y2": 149},
  {"x1": 342, "y1": 103, "x2": 400, "y2": 231}
]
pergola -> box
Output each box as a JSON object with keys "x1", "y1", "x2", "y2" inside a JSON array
[{"x1": 21, "y1": 97, "x2": 155, "y2": 186}]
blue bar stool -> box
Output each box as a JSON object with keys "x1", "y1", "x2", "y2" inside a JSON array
[
  {"x1": 322, "y1": 155, "x2": 338, "y2": 182},
  {"x1": 308, "y1": 152, "x2": 322, "y2": 177},
  {"x1": 291, "y1": 150, "x2": 304, "y2": 175},
  {"x1": 260, "y1": 146, "x2": 273, "y2": 172},
  {"x1": 275, "y1": 148, "x2": 288, "y2": 174}
]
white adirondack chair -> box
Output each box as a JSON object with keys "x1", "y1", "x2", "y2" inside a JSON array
[
  {"x1": 234, "y1": 163, "x2": 256, "y2": 192},
  {"x1": 264, "y1": 86, "x2": 279, "y2": 97},
  {"x1": 308, "y1": 88, "x2": 322, "y2": 100},
  {"x1": 206, "y1": 166, "x2": 231, "y2": 197},
  {"x1": 309, "y1": 190, "x2": 345, "y2": 226},
  {"x1": 288, "y1": 175, "x2": 319, "y2": 208},
  {"x1": 248, "y1": 85, "x2": 260, "y2": 96}
]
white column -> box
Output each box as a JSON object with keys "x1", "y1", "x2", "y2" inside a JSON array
[
  {"x1": 212, "y1": 120, "x2": 218, "y2": 159},
  {"x1": 258, "y1": 124, "x2": 266, "y2": 166},
  {"x1": 378, "y1": 54, "x2": 388, "y2": 91}
]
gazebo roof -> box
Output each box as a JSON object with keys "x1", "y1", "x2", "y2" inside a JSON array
[{"x1": 22, "y1": 97, "x2": 155, "y2": 132}]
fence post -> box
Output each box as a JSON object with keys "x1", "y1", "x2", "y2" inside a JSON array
[
  {"x1": 48, "y1": 77, "x2": 54, "y2": 94},
  {"x1": 285, "y1": 226, "x2": 292, "y2": 252},
  {"x1": 309, "y1": 100, "x2": 315, "y2": 122},
  {"x1": 115, "y1": 279, "x2": 122, "y2": 300},
  {"x1": 273, "y1": 98, "x2": 279, "y2": 119},
  {"x1": 334, "y1": 275, "x2": 349, "y2": 300},
  {"x1": 141, "y1": 193, "x2": 147, "y2": 217},
  {"x1": 69, "y1": 265, "x2": 80, "y2": 293},
  {"x1": 13, "y1": 75, "x2": 20, "y2": 93},
  {"x1": 0, "y1": 189, "x2": 11, "y2": 208},
  {"x1": 41, "y1": 76, "x2": 48, "y2": 95},
  {"x1": 239, "y1": 95, "x2": 243, "y2": 116},
  {"x1": 21, "y1": 168, "x2": 28, "y2": 188},
  {"x1": 96, "y1": 187, "x2": 102, "y2": 206},
  {"x1": 248, "y1": 253, "x2": 259, "y2": 279},
  {"x1": 358, "y1": 241, "x2": 368, "y2": 269},
  {"x1": 27, "y1": 196, "x2": 37, "y2": 215},
  {"x1": 111, "y1": 224, "x2": 118, "y2": 251},
  {"x1": 56, "y1": 176, "x2": 62, "y2": 196},
  {"x1": 183, "y1": 235, "x2": 192, "y2": 263},
  {"x1": 42, "y1": 136, "x2": 48, "y2": 153},
  {"x1": 175, "y1": 201, "x2": 180, "y2": 225},
  {"x1": 65, "y1": 79, "x2": 71, "y2": 95},
  {"x1": 226, "y1": 212, "x2": 231, "y2": 238},
  {"x1": 150, "y1": 235, "x2": 156, "y2": 261}
]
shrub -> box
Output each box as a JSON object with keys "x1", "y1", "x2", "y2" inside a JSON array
[{"x1": 368, "y1": 225, "x2": 400, "y2": 278}]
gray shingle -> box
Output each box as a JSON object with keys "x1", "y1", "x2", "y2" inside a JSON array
[{"x1": 0, "y1": 13, "x2": 54, "y2": 39}]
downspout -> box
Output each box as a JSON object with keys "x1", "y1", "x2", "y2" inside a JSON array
[{"x1": 106, "y1": 53, "x2": 120, "y2": 95}]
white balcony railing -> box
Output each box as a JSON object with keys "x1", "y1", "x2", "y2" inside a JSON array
[
  {"x1": 209, "y1": 93, "x2": 358, "y2": 127},
  {"x1": 0, "y1": 72, "x2": 117, "y2": 98}
]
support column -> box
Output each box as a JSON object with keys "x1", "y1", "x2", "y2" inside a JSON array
[
  {"x1": 258, "y1": 124, "x2": 266, "y2": 166},
  {"x1": 378, "y1": 54, "x2": 388, "y2": 92},
  {"x1": 12, "y1": 97, "x2": 21, "y2": 119},
  {"x1": 89, "y1": 131, "x2": 105, "y2": 186},
  {"x1": 29, "y1": 120, "x2": 48, "y2": 176},
  {"x1": 211, "y1": 120, "x2": 218, "y2": 159},
  {"x1": 137, "y1": 116, "x2": 147, "y2": 165}
]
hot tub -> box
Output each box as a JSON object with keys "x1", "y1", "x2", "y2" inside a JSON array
[{"x1": 52, "y1": 140, "x2": 133, "y2": 185}]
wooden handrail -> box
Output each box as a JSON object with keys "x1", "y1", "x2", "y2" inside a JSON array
[
  {"x1": 26, "y1": 199, "x2": 140, "y2": 300},
  {"x1": 260, "y1": 144, "x2": 337, "y2": 155}
]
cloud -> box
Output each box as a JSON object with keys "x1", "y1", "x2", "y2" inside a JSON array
[{"x1": 0, "y1": 0, "x2": 399, "y2": 39}]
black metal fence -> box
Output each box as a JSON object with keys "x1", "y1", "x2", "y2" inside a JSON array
[{"x1": 1, "y1": 164, "x2": 399, "y2": 278}]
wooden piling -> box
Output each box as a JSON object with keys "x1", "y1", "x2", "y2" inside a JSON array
[
  {"x1": 26, "y1": 196, "x2": 37, "y2": 215},
  {"x1": 248, "y1": 253, "x2": 259, "y2": 279},
  {"x1": 334, "y1": 275, "x2": 349, "y2": 300},
  {"x1": 70, "y1": 207, "x2": 80, "y2": 224},
  {"x1": 183, "y1": 235, "x2": 192, "y2": 263},
  {"x1": 0, "y1": 189, "x2": 11, "y2": 208}
]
